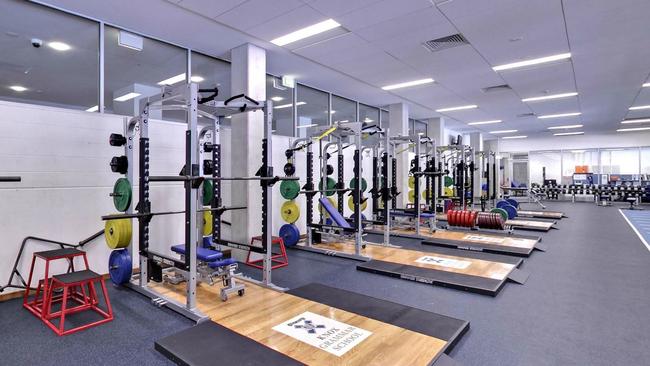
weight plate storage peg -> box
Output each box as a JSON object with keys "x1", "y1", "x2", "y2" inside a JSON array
[
  {"x1": 348, "y1": 196, "x2": 368, "y2": 211},
  {"x1": 105, "y1": 218, "x2": 132, "y2": 249},
  {"x1": 112, "y1": 178, "x2": 132, "y2": 212},
  {"x1": 319, "y1": 177, "x2": 337, "y2": 196},
  {"x1": 281, "y1": 200, "x2": 300, "y2": 223},
  {"x1": 326, "y1": 164, "x2": 334, "y2": 175},
  {"x1": 202, "y1": 180, "x2": 214, "y2": 206},
  {"x1": 110, "y1": 156, "x2": 129, "y2": 174},
  {"x1": 280, "y1": 180, "x2": 300, "y2": 200},
  {"x1": 203, "y1": 211, "x2": 213, "y2": 236},
  {"x1": 109, "y1": 133, "x2": 127, "y2": 147},
  {"x1": 279, "y1": 224, "x2": 300, "y2": 247},
  {"x1": 349, "y1": 177, "x2": 368, "y2": 192},
  {"x1": 108, "y1": 249, "x2": 132, "y2": 285}
]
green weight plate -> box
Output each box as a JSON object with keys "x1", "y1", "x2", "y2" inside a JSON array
[
  {"x1": 490, "y1": 208, "x2": 508, "y2": 222},
  {"x1": 280, "y1": 180, "x2": 300, "y2": 200},
  {"x1": 202, "y1": 180, "x2": 214, "y2": 206},
  {"x1": 444, "y1": 176, "x2": 454, "y2": 187},
  {"x1": 112, "y1": 178, "x2": 132, "y2": 212},
  {"x1": 349, "y1": 177, "x2": 368, "y2": 192},
  {"x1": 319, "y1": 177, "x2": 337, "y2": 196}
]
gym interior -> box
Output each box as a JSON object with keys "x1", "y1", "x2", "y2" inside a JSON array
[{"x1": 1, "y1": 1, "x2": 649, "y2": 365}]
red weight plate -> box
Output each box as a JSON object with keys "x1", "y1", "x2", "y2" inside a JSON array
[{"x1": 448, "y1": 210, "x2": 455, "y2": 226}]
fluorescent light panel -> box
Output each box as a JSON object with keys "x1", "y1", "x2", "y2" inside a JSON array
[
  {"x1": 643, "y1": 82, "x2": 650, "y2": 87},
  {"x1": 436, "y1": 104, "x2": 477, "y2": 112},
  {"x1": 9, "y1": 85, "x2": 27, "y2": 92},
  {"x1": 547, "y1": 124, "x2": 583, "y2": 130},
  {"x1": 502, "y1": 135, "x2": 527, "y2": 139},
  {"x1": 629, "y1": 105, "x2": 650, "y2": 110},
  {"x1": 554, "y1": 131, "x2": 584, "y2": 136},
  {"x1": 114, "y1": 92, "x2": 141, "y2": 102},
  {"x1": 296, "y1": 123, "x2": 318, "y2": 129},
  {"x1": 522, "y1": 92, "x2": 577, "y2": 102},
  {"x1": 271, "y1": 19, "x2": 341, "y2": 46},
  {"x1": 493, "y1": 52, "x2": 571, "y2": 71},
  {"x1": 490, "y1": 129, "x2": 517, "y2": 134},
  {"x1": 571, "y1": 150, "x2": 586, "y2": 153},
  {"x1": 274, "y1": 101, "x2": 305, "y2": 109},
  {"x1": 48, "y1": 41, "x2": 71, "y2": 51},
  {"x1": 85, "y1": 105, "x2": 99, "y2": 112},
  {"x1": 381, "y1": 78, "x2": 434, "y2": 91},
  {"x1": 621, "y1": 118, "x2": 650, "y2": 124},
  {"x1": 537, "y1": 112, "x2": 581, "y2": 119},
  {"x1": 467, "y1": 119, "x2": 502, "y2": 125},
  {"x1": 271, "y1": 96, "x2": 284, "y2": 102},
  {"x1": 617, "y1": 127, "x2": 650, "y2": 132}
]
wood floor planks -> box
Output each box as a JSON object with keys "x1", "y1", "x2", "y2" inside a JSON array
[
  {"x1": 388, "y1": 227, "x2": 538, "y2": 250},
  {"x1": 149, "y1": 280, "x2": 447, "y2": 365}
]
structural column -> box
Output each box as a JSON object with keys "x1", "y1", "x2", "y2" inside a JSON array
[
  {"x1": 468, "y1": 132, "x2": 483, "y2": 200},
  {"x1": 230, "y1": 43, "x2": 266, "y2": 259},
  {"x1": 389, "y1": 103, "x2": 409, "y2": 208},
  {"x1": 426, "y1": 117, "x2": 445, "y2": 146}
]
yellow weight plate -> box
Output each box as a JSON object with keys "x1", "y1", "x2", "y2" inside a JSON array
[
  {"x1": 281, "y1": 200, "x2": 300, "y2": 224},
  {"x1": 444, "y1": 187, "x2": 454, "y2": 197},
  {"x1": 105, "y1": 218, "x2": 132, "y2": 249},
  {"x1": 408, "y1": 176, "x2": 416, "y2": 189},
  {"x1": 203, "y1": 211, "x2": 213, "y2": 236},
  {"x1": 408, "y1": 190, "x2": 415, "y2": 203},
  {"x1": 347, "y1": 196, "x2": 368, "y2": 211},
  {"x1": 422, "y1": 190, "x2": 433, "y2": 200},
  {"x1": 319, "y1": 197, "x2": 337, "y2": 218}
]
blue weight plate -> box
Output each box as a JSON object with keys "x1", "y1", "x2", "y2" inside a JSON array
[
  {"x1": 502, "y1": 204, "x2": 517, "y2": 219},
  {"x1": 279, "y1": 224, "x2": 300, "y2": 247},
  {"x1": 505, "y1": 198, "x2": 519, "y2": 209},
  {"x1": 108, "y1": 249, "x2": 132, "y2": 285},
  {"x1": 496, "y1": 200, "x2": 509, "y2": 209}
]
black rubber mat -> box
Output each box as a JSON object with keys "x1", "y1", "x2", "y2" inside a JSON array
[
  {"x1": 155, "y1": 321, "x2": 304, "y2": 366},
  {"x1": 287, "y1": 283, "x2": 469, "y2": 354},
  {"x1": 357, "y1": 259, "x2": 508, "y2": 296}
]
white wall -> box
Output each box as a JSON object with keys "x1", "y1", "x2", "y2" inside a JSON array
[{"x1": 496, "y1": 131, "x2": 650, "y2": 153}]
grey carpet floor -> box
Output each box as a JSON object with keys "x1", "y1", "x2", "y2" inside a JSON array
[{"x1": 1, "y1": 201, "x2": 648, "y2": 365}]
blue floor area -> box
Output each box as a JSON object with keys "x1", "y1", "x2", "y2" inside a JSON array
[
  {"x1": 1, "y1": 201, "x2": 650, "y2": 366},
  {"x1": 620, "y1": 208, "x2": 650, "y2": 249}
]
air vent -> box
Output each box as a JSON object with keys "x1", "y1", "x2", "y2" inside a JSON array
[
  {"x1": 422, "y1": 33, "x2": 469, "y2": 53},
  {"x1": 481, "y1": 84, "x2": 511, "y2": 93}
]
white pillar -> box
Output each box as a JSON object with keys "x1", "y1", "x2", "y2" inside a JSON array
[
  {"x1": 230, "y1": 44, "x2": 266, "y2": 259},
  {"x1": 389, "y1": 103, "x2": 409, "y2": 208},
  {"x1": 468, "y1": 132, "x2": 483, "y2": 200},
  {"x1": 426, "y1": 117, "x2": 445, "y2": 146}
]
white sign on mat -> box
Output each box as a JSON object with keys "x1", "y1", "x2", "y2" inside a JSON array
[
  {"x1": 463, "y1": 234, "x2": 505, "y2": 244},
  {"x1": 272, "y1": 311, "x2": 372, "y2": 357},
  {"x1": 415, "y1": 255, "x2": 471, "y2": 269}
]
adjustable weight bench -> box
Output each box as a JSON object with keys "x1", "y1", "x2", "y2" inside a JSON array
[
  {"x1": 169, "y1": 242, "x2": 244, "y2": 301},
  {"x1": 390, "y1": 210, "x2": 436, "y2": 232}
]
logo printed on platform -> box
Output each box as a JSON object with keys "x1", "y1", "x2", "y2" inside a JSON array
[
  {"x1": 415, "y1": 255, "x2": 471, "y2": 269},
  {"x1": 272, "y1": 311, "x2": 372, "y2": 357}
]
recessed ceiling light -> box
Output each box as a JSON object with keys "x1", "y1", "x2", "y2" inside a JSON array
[
  {"x1": 467, "y1": 119, "x2": 502, "y2": 125},
  {"x1": 158, "y1": 73, "x2": 186, "y2": 86},
  {"x1": 629, "y1": 105, "x2": 650, "y2": 111},
  {"x1": 274, "y1": 101, "x2": 306, "y2": 109},
  {"x1": 381, "y1": 78, "x2": 434, "y2": 91},
  {"x1": 114, "y1": 92, "x2": 141, "y2": 102},
  {"x1": 642, "y1": 82, "x2": 650, "y2": 87},
  {"x1": 617, "y1": 127, "x2": 650, "y2": 132},
  {"x1": 271, "y1": 19, "x2": 341, "y2": 46},
  {"x1": 364, "y1": 118, "x2": 374, "y2": 123},
  {"x1": 225, "y1": 116, "x2": 232, "y2": 119},
  {"x1": 522, "y1": 92, "x2": 578, "y2": 102},
  {"x1": 502, "y1": 135, "x2": 527, "y2": 139},
  {"x1": 553, "y1": 131, "x2": 584, "y2": 136},
  {"x1": 571, "y1": 150, "x2": 586, "y2": 153},
  {"x1": 190, "y1": 75, "x2": 204, "y2": 83},
  {"x1": 436, "y1": 104, "x2": 477, "y2": 112},
  {"x1": 48, "y1": 41, "x2": 71, "y2": 51},
  {"x1": 271, "y1": 96, "x2": 284, "y2": 102},
  {"x1": 547, "y1": 124, "x2": 583, "y2": 130},
  {"x1": 621, "y1": 118, "x2": 650, "y2": 124},
  {"x1": 9, "y1": 85, "x2": 27, "y2": 92},
  {"x1": 85, "y1": 105, "x2": 99, "y2": 112},
  {"x1": 537, "y1": 112, "x2": 581, "y2": 119},
  {"x1": 296, "y1": 123, "x2": 318, "y2": 129},
  {"x1": 492, "y1": 52, "x2": 571, "y2": 71},
  {"x1": 490, "y1": 129, "x2": 517, "y2": 134}
]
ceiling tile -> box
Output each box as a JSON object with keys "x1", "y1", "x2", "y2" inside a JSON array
[
  {"x1": 215, "y1": 0, "x2": 304, "y2": 30},
  {"x1": 175, "y1": 0, "x2": 248, "y2": 18}
]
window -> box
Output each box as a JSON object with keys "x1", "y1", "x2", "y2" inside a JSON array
[
  {"x1": 529, "y1": 151, "x2": 562, "y2": 185},
  {"x1": 359, "y1": 103, "x2": 379, "y2": 125},
  {"x1": 266, "y1": 75, "x2": 293, "y2": 136},
  {"x1": 601, "y1": 148, "x2": 639, "y2": 182},
  {"x1": 414, "y1": 120, "x2": 427, "y2": 136},
  {"x1": 331, "y1": 95, "x2": 356, "y2": 124},
  {"x1": 296, "y1": 84, "x2": 328, "y2": 138},
  {"x1": 641, "y1": 147, "x2": 650, "y2": 176},
  {"x1": 0, "y1": 0, "x2": 99, "y2": 110},
  {"x1": 380, "y1": 109, "x2": 389, "y2": 129},
  {"x1": 104, "y1": 25, "x2": 186, "y2": 121}
]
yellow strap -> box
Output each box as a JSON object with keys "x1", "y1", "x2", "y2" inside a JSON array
[
  {"x1": 396, "y1": 143, "x2": 415, "y2": 154},
  {"x1": 316, "y1": 126, "x2": 337, "y2": 140}
]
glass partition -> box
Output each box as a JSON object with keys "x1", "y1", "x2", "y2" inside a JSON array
[
  {"x1": 296, "y1": 84, "x2": 328, "y2": 138},
  {"x1": 266, "y1": 75, "x2": 294, "y2": 136},
  {"x1": 359, "y1": 103, "x2": 379, "y2": 124},
  {"x1": 529, "y1": 151, "x2": 562, "y2": 185},
  {"x1": 331, "y1": 95, "x2": 356, "y2": 124}
]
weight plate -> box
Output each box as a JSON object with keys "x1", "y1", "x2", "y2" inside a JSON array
[
  {"x1": 284, "y1": 162, "x2": 296, "y2": 176},
  {"x1": 203, "y1": 211, "x2": 213, "y2": 236},
  {"x1": 281, "y1": 200, "x2": 300, "y2": 223},
  {"x1": 444, "y1": 187, "x2": 454, "y2": 197},
  {"x1": 319, "y1": 177, "x2": 337, "y2": 196},
  {"x1": 502, "y1": 204, "x2": 517, "y2": 219},
  {"x1": 202, "y1": 180, "x2": 214, "y2": 206},
  {"x1": 422, "y1": 190, "x2": 432, "y2": 200},
  {"x1": 490, "y1": 208, "x2": 508, "y2": 222},
  {"x1": 279, "y1": 224, "x2": 300, "y2": 247},
  {"x1": 348, "y1": 196, "x2": 368, "y2": 211},
  {"x1": 496, "y1": 200, "x2": 509, "y2": 209},
  {"x1": 408, "y1": 190, "x2": 415, "y2": 203},
  {"x1": 112, "y1": 178, "x2": 132, "y2": 212},
  {"x1": 505, "y1": 198, "x2": 519, "y2": 209},
  {"x1": 408, "y1": 176, "x2": 416, "y2": 189},
  {"x1": 105, "y1": 218, "x2": 132, "y2": 249},
  {"x1": 319, "y1": 197, "x2": 337, "y2": 218},
  {"x1": 280, "y1": 180, "x2": 301, "y2": 200},
  {"x1": 108, "y1": 249, "x2": 132, "y2": 285},
  {"x1": 349, "y1": 177, "x2": 368, "y2": 192},
  {"x1": 444, "y1": 176, "x2": 454, "y2": 187}
]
